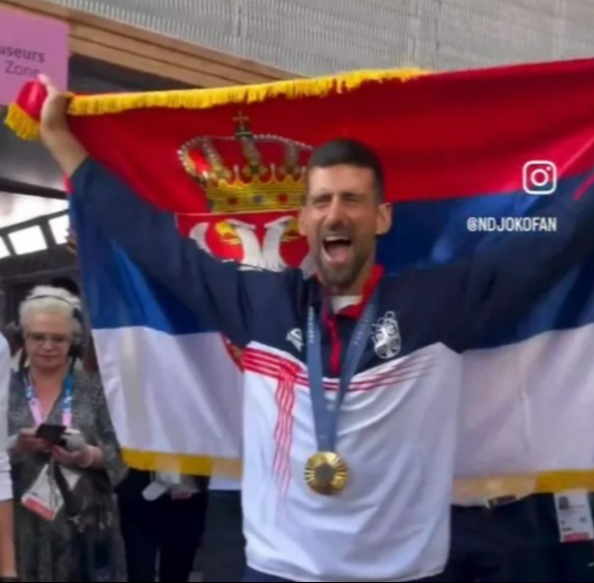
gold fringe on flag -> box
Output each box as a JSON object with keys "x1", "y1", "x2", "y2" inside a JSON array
[
  {"x1": 121, "y1": 446, "x2": 594, "y2": 496},
  {"x1": 67, "y1": 68, "x2": 428, "y2": 116},
  {"x1": 5, "y1": 102, "x2": 41, "y2": 140},
  {"x1": 4, "y1": 68, "x2": 429, "y2": 140}
]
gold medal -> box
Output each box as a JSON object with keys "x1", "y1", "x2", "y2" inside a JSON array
[{"x1": 304, "y1": 451, "x2": 349, "y2": 495}]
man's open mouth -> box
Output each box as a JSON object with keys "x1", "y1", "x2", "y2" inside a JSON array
[{"x1": 322, "y1": 235, "x2": 353, "y2": 263}]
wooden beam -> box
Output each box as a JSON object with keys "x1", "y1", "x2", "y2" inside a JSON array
[
  {"x1": 71, "y1": 38, "x2": 235, "y2": 87},
  {"x1": 0, "y1": 0, "x2": 299, "y2": 86},
  {"x1": 0, "y1": 177, "x2": 65, "y2": 199}
]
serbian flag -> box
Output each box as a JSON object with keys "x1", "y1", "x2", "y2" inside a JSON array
[{"x1": 7, "y1": 58, "x2": 594, "y2": 497}]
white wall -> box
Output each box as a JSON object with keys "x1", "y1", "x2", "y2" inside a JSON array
[{"x1": 48, "y1": 0, "x2": 594, "y2": 75}]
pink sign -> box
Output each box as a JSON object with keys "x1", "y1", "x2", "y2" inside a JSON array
[{"x1": 0, "y1": 8, "x2": 69, "y2": 105}]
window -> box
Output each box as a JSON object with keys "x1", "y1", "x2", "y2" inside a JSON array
[
  {"x1": 9, "y1": 226, "x2": 47, "y2": 254},
  {"x1": 49, "y1": 213, "x2": 69, "y2": 244},
  {"x1": 0, "y1": 238, "x2": 9, "y2": 259}
]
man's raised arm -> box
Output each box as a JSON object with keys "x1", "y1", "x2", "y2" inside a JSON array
[
  {"x1": 449, "y1": 175, "x2": 594, "y2": 350},
  {"x1": 38, "y1": 76, "x2": 292, "y2": 347}
]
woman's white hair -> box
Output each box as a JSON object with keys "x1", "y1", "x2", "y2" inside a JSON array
[{"x1": 19, "y1": 285, "x2": 83, "y2": 339}]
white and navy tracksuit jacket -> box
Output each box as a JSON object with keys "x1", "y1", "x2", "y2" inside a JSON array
[{"x1": 71, "y1": 157, "x2": 594, "y2": 582}]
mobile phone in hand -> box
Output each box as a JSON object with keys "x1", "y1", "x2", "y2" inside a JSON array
[{"x1": 35, "y1": 423, "x2": 66, "y2": 445}]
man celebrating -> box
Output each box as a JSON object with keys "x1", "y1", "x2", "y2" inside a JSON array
[{"x1": 37, "y1": 74, "x2": 594, "y2": 582}]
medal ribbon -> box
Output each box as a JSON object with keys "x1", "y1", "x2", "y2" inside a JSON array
[
  {"x1": 306, "y1": 291, "x2": 378, "y2": 454},
  {"x1": 25, "y1": 374, "x2": 74, "y2": 427}
]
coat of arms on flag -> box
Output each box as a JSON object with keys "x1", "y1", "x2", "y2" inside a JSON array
[{"x1": 175, "y1": 111, "x2": 312, "y2": 272}]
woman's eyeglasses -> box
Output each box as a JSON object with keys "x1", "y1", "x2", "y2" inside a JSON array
[{"x1": 25, "y1": 332, "x2": 70, "y2": 345}]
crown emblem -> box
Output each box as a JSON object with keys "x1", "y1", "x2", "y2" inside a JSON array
[{"x1": 178, "y1": 112, "x2": 313, "y2": 213}]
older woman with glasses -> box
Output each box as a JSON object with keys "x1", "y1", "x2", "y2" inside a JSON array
[{"x1": 7, "y1": 285, "x2": 127, "y2": 582}]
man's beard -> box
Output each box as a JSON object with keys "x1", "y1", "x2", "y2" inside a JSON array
[{"x1": 314, "y1": 247, "x2": 369, "y2": 292}]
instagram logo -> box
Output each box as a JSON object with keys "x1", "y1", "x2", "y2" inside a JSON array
[{"x1": 522, "y1": 160, "x2": 557, "y2": 195}]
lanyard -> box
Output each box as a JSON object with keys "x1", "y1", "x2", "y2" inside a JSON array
[
  {"x1": 306, "y1": 292, "x2": 377, "y2": 453},
  {"x1": 25, "y1": 374, "x2": 74, "y2": 427}
]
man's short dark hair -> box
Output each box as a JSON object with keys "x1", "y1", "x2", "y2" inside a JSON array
[{"x1": 305, "y1": 138, "x2": 385, "y2": 202}]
